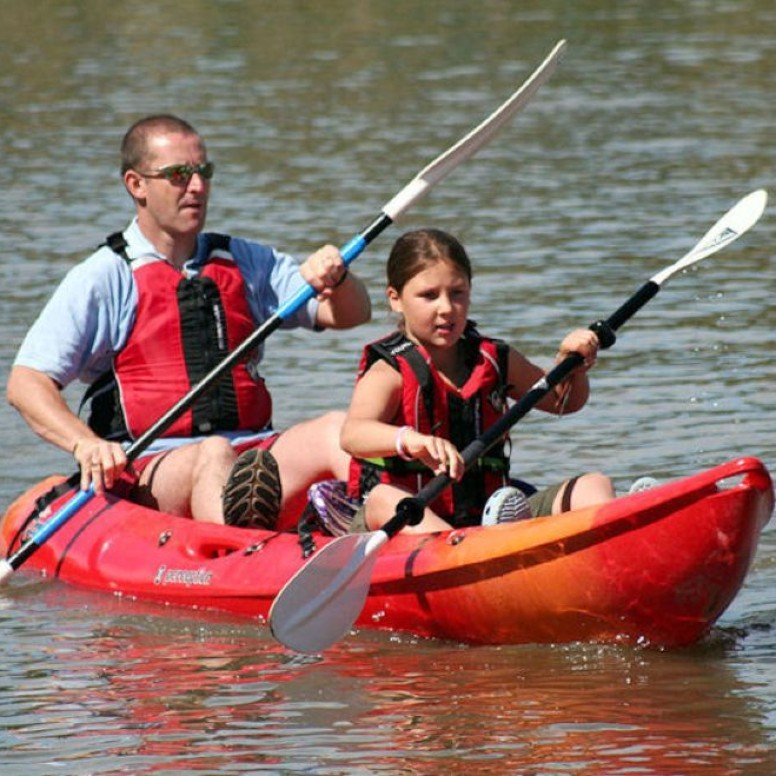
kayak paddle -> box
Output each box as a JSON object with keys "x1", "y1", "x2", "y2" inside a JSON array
[
  {"x1": 268, "y1": 188, "x2": 768, "y2": 653},
  {"x1": 0, "y1": 40, "x2": 567, "y2": 584}
]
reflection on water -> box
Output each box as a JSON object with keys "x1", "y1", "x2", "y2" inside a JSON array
[
  {"x1": 0, "y1": 0, "x2": 774, "y2": 772},
  {"x1": 1, "y1": 586, "x2": 774, "y2": 774}
]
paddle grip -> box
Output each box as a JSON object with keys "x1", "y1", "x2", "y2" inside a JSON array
[
  {"x1": 589, "y1": 320, "x2": 616, "y2": 349},
  {"x1": 383, "y1": 497, "x2": 426, "y2": 537},
  {"x1": 605, "y1": 280, "x2": 659, "y2": 333}
]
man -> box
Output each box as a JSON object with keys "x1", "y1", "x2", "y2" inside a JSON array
[{"x1": 7, "y1": 114, "x2": 371, "y2": 531}]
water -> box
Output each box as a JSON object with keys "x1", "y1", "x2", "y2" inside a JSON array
[{"x1": 1, "y1": 1, "x2": 774, "y2": 773}]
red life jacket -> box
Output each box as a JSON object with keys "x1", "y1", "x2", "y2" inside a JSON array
[
  {"x1": 86, "y1": 232, "x2": 272, "y2": 441},
  {"x1": 347, "y1": 323, "x2": 511, "y2": 527}
]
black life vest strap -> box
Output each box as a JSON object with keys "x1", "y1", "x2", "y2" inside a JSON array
[
  {"x1": 200, "y1": 232, "x2": 231, "y2": 254},
  {"x1": 104, "y1": 231, "x2": 131, "y2": 264},
  {"x1": 367, "y1": 331, "x2": 436, "y2": 426},
  {"x1": 296, "y1": 503, "x2": 324, "y2": 558},
  {"x1": 78, "y1": 370, "x2": 116, "y2": 423},
  {"x1": 102, "y1": 230, "x2": 232, "y2": 264}
]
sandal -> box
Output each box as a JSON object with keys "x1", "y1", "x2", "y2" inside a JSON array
[{"x1": 222, "y1": 448, "x2": 282, "y2": 529}]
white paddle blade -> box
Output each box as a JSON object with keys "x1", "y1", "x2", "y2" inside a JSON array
[
  {"x1": 269, "y1": 531, "x2": 388, "y2": 653},
  {"x1": 382, "y1": 39, "x2": 566, "y2": 220},
  {"x1": 0, "y1": 560, "x2": 13, "y2": 584},
  {"x1": 652, "y1": 189, "x2": 768, "y2": 286}
]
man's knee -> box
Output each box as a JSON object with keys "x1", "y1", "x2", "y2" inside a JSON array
[
  {"x1": 290, "y1": 410, "x2": 347, "y2": 449},
  {"x1": 318, "y1": 410, "x2": 346, "y2": 434},
  {"x1": 193, "y1": 436, "x2": 235, "y2": 469}
]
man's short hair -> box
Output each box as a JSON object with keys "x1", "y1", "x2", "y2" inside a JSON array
[{"x1": 120, "y1": 115, "x2": 199, "y2": 175}]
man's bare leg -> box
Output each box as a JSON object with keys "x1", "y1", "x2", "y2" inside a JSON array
[
  {"x1": 270, "y1": 411, "x2": 350, "y2": 524},
  {"x1": 135, "y1": 436, "x2": 237, "y2": 523}
]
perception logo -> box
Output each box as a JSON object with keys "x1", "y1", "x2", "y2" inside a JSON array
[{"x1": 154, "y1": 565, "x2": 214, "y2": 586}]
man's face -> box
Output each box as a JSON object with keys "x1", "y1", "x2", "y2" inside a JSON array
[{"x1": 126, "y1": 131, "x2": 211, "y2": 248}]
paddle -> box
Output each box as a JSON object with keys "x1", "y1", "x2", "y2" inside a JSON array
[
  {"x1": 0, "y1": 41, "x2": 566, "y2": 584},
  {"x1": 268, "y1": 188, "x2": 768, "y2": 654}
]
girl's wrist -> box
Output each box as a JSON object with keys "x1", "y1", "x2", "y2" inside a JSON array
[{"x1": 395, "y1": 425, "x2": 413, "y2": 461}]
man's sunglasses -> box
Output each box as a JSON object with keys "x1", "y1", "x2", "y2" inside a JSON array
[{"x1": 138, "y1": 162, "x2": 215, "y2": 186}]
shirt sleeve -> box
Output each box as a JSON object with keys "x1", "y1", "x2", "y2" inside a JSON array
[
  {"x1": 228, "y1": 237, "x2": 320, "y2": 330},
  {"x1": 13, "y1": 249, "x2": 137, "y2": 386}
]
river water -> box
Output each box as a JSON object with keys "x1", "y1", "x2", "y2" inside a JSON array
[{"x1": 0, "y1": 1, "x2": 774, "y2": 773}]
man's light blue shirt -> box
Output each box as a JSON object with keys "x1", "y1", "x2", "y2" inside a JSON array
[{"x1": 14, "y1": 218, "x2": 320, "y2": 388}]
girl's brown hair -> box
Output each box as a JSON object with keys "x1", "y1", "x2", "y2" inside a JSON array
[{"x1": 386, "y1": 229, "x2": 472, "y2": 292}]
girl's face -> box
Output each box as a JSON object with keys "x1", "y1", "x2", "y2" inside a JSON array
[{"x1": 387, "y1": 259, "x2": 471, "y2": 353}]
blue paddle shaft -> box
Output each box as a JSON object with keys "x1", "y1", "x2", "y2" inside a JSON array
[
  {"x1": 7, "y1": 488, "x2": 95, "y2": 569},
  {"x1": 274, "y1": 216, "x2": 387, "y2": 321}
]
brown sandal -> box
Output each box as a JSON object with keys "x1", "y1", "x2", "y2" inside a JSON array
[{"x1": 222, "y1": 448, "x2": 282, "y2": 529}]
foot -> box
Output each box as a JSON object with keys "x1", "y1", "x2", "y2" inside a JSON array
[
  {"x1": 222, "y1": 448, "x2": 282, "y2": 529},
  {"x1": 628, "y1": 476, "x2": 660, "y2": 494},
  {"x1": 482, "y1": 486, "x2": 532, "y2": 526}
]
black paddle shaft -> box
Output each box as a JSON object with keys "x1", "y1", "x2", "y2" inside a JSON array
[{"x1": 383, "y1": 279, "x2": 661, "y2": 537}]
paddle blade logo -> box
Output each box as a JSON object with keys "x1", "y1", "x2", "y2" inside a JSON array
[{"x1": 708, "y1": 226, "x2": 738, "y2": 249}]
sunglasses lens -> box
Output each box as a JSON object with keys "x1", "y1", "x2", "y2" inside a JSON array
[
  {"x1": 175, "y1": 163, "x2": 214, "y2": 183},
  {"x1": 154, "y1": 163, "x2": 214, "y2": 184},
  {"x1": 160, "y1": 165, "x2": 188, "y2": 184}
]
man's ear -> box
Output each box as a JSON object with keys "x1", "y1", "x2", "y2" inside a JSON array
[{"x1": 123, "y1": 169, "x2": 146, "y2": 202}]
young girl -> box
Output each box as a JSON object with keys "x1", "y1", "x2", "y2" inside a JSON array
[{"x1": 340, "y1": 228, "x2": 615, "y2": 534}]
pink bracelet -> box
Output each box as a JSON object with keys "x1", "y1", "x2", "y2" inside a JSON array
[{"x1": 395, "y1": 425, "x2": 413, "y2": 461}]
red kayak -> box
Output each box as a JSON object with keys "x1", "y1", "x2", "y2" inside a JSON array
[{"x1": 2, "y1": 456, "x2": 772, "y2": 647}]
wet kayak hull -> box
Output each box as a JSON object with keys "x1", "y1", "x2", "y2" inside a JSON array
[{"x1": 2, "y1": 457, "x2": 772, "y2": 647}]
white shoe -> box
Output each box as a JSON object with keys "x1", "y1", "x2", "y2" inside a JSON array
[
  {"x1": 628, "y1": 476, "x2": 660, "y2": 494},
  {"x1": 482, "y1": 487, "x2": 532, "y2": 526}
]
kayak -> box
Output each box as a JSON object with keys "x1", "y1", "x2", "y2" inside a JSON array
[{"x1": 1, "y1": 456, "x2": 772, "y2": 648}]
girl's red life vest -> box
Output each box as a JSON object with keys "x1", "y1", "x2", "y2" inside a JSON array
[
  {"x1": 85, "y1": 232, "x2": 272, "y2": 441},
  {"x1": 347, "y1": 323, "x2": 511, "y2": 527}
]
